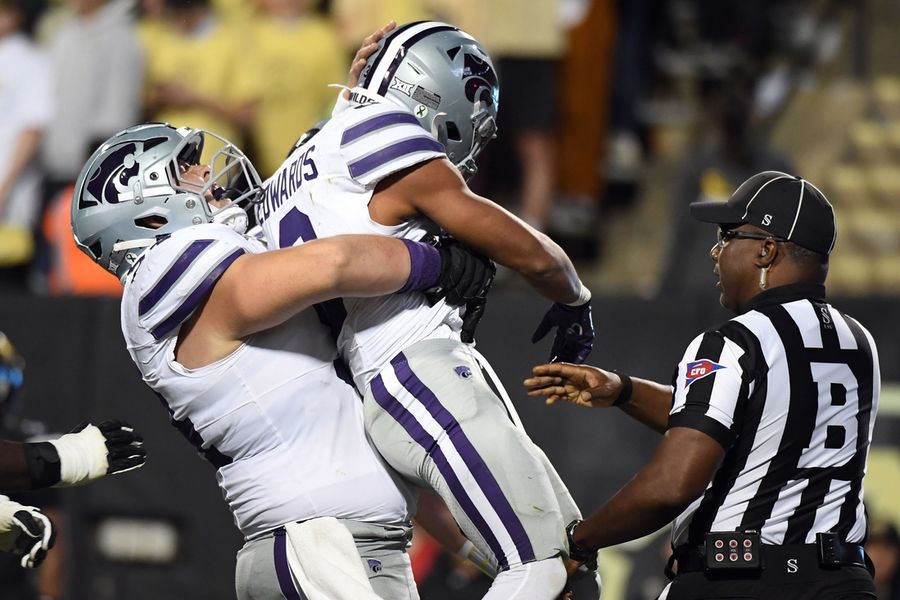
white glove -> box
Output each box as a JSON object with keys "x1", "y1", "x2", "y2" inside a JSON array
[
  {"x1": 50, "y1": 421, "x2": 146, "y2": 486},
  {"x1": 0, "y1": 495, "x2": 54, "y2": 568}
]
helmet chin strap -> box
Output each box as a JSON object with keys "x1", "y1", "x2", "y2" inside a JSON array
[
  {"x1": 211, "y1": 205, "x2": 248, "y2": 235},
  {"x1": 111, "y1": 238, "x2": 156, "y2": 253}
]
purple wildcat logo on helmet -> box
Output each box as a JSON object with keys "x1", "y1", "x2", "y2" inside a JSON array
[{"x1": 82, "y1": 142, "x2": 139, "y2": 208}]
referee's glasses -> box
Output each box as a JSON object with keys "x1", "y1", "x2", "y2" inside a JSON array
[{"x1": 716, "y1": 228, "x2": 787, "y2": 250}]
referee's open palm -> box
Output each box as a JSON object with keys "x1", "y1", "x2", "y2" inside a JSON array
[{"x1": 524, "y1": 363, "x2": 620, "y2": 408}]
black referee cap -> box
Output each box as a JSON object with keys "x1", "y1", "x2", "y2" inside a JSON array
[{"x1": 690, "y1": 171, "x2": 836, "y2": 255}]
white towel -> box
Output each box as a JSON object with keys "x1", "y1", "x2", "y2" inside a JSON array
[{"x1": 283, "y1": 517, "x2": 383, "y2": 600}]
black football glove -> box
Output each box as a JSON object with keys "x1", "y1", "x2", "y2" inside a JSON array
[
  {"x1": 424, "y1": 236, "x2": 496, "y2": 343},
  {"x1": 531, "y1": 301, "x2": 594, "y2": 363},
  {"x1": 50, "y1": 420, "x2": 146, "y2": 486},
  {"x1": 97, "y1": 420, "x2": 147, "y2": 476},
  {"x1": 0, "y1": 496, "x2": 56, "y2": 568}
]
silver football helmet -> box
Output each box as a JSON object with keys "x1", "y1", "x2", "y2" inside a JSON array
[
  {"x1": 354, "y1": 21, "x2": 499, "y2": 180},
  {"x1": 71, "y1": 123, "x2": 263, "y2": 281}
]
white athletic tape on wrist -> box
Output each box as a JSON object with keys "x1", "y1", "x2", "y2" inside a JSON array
[
  {"x1": 564, "y1": 282, "x2": 592, "y2": 307},
  {"x1": 0, "y1": 495, "x2": 19, "y2": 535},
  {"x1": 283, "y1": 517, "x2": 382, "y2": 600},
  {"x1": 49, "y1": 424, "x2": 109, "y2": 486}
]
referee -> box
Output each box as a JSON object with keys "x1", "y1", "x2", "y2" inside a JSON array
[{"x1": 525, "y1": 171, "x2": 879, "y2": 599}]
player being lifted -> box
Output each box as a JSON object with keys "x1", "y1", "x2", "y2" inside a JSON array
[
  {"x1": 68, "y1": 25, "x2": 496, "y2": 597},
  {"x1": 256, "y1": 21, "x2": 600, "y2": 599}
]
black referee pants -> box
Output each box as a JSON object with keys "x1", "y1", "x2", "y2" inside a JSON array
[{"x1": 662, "y1": 564, "x2": 876, "y2": 599}]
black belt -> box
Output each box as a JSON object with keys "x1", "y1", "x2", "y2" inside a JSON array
[{"x1": 673, "y1": 541, "x2": 868, "y2": 575}]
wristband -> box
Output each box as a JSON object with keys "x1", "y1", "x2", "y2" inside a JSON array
[
  {"x1": 565, "y1": 519, "x2": 597, "y2": 563},
  {"x1": 397, "y1": 239, "x2": 441, "y2": 293},
  {"x1": 564, "y1": 282, "x2": 592, "y2": 307},
  {"x1": 22, "y1": 442, "x2": 62, "y2": 489},
  {"x1": 611, "y1": 369, "x2": 633, "y2": 407}
]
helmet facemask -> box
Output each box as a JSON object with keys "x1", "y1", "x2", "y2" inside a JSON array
[
  {"x1": 168, "y1": 129, "x2": 263, "y2": 235},
  {"x1": 450, "y1": 100, "x2": 497, "y2": 181},
  {"x1": 72, "y1": 123, "x2": 263, "y2": 281}
]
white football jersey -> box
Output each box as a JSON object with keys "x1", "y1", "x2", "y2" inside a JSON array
[
  {"x1": 257, "y1": 101, "x2": 464, "y2": 392},
  {"x1": 121, "y1": 223, "x2": 412, "y2": 539}
]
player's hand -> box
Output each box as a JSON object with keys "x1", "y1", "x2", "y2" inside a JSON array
[
  {"x1": 531, "y1": 301, "x2": 594, "y2": 363},
  {"x1": 0, "y1": 496, "x2": 55, "y2": 568},
  {"x1": 98, "y1": 420, "x2": 147, "y2": 476},
  {"x1": 51, "y1": 420, "x2": 146, "y2": 486},
  {"x1": 524, "y1": 363, "x2": 623, "y2": 407},
  {"x1": 425, "y1": 236, "x2": 496, "y2": 343},
  {"x1": 346, "y1": 21, "x2": 397, "y2": 93},
  {"x1": 555, "y1": 558, "x2": 598, "y2": 600}
]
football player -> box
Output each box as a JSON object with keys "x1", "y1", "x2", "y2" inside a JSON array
[
  {"x1": 69, "y1": 113, "x2": 494, "y2": 600},
  {"x1": 255, "y1": 22, "x2": 599, "y2": 600}
]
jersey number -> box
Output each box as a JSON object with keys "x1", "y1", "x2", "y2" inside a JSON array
[
  {"x1": 278, "y1": 207, "x2": 317, "y2": 247},
  {"x1": 276, "y1": 207, "x2": 348, "y2": 341},
  {"x1": 797, "y1": 362, "x2": 859, "y2": 469}
]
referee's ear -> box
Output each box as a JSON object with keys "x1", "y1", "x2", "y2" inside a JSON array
[{"x1": 754, "y1": 239, "x2": 779, "y2": 270}]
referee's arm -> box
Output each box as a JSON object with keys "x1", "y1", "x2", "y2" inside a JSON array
[
  {"x1": 524, "y1": 363, "x2": 674, "y2": 433},
  {"x1": 572, "y1": 426, "x2": 725, "y2": 550}
]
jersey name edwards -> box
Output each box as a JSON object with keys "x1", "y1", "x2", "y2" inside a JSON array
[{"x1": 256, "y1": 146, "x2": 319, "y2": 223}]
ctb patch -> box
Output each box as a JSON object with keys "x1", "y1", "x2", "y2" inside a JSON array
[{"x1": 685, "y1": 359, "x2": 725, "y2": 387}]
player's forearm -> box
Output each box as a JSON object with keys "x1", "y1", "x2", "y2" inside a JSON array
[
  {"x1": 327, "y1": 235, "x2": 415, "y2": 297},
  {"x1": 456, "y1": 206, "x2": 580, "y2": 302},
  {"x1": 618, "y1": 379, "x2": 674, "y2": 434},
  {"x1": 404, "y1": 160, "x2": 582, "y2": 302},
  {"x1": 514, "y1": 233, "x2": 582, "y2": 303},
  {"x1": 225, "y1": 235, "x2": 412, "y2": 336}
]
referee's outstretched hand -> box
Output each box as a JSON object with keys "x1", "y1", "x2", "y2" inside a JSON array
[{"x1": 524, "y1": 363, "x2": 623, "y2": 407}]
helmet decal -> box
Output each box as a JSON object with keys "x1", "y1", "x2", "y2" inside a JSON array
[
  {"x1": 463, "y1": 53, "x2": 498, "y2": 105},
  {"x1": 83, "y1": 142, "x2": 138, "y2": 209}
]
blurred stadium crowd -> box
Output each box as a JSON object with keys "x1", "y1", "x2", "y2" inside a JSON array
[
  {"x1": 1, "y1": 0, "x2": 900, "y2": 599},
  {"x1": 1, "y1": 0, "x2": 897, "y2": 298}
]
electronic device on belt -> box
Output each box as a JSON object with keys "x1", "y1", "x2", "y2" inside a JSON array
[{"x1": 705, "y1": 529, "x2": 762, "y2": 571}]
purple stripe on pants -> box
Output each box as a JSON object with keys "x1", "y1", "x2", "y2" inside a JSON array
[
  {"x1": 390, "y1": 353, "x2": 536, "y2": 564},
  {"x1": 273, "y1": 528, "x2": 302, "y2": 600},
  {"x1": 370, "y1": 373, "x2": 510, "y2": 570}
]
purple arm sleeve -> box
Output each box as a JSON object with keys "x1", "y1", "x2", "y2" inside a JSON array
[{"x1": 397, "y1": 239, "x2": 442, "y2": 293}]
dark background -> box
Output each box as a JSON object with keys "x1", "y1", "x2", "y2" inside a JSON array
[{"x1": 2, "y1": 289, "x2": 898, "y2": 599}]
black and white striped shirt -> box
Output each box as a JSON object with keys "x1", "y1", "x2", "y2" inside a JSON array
[{"x1": 668, "y1": 283, "x2": 880, "y2": 548}]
